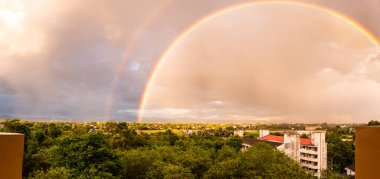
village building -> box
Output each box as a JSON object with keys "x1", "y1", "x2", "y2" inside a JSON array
[
  {"x1": 233, "y1": 130, "x2": 244, "y2": 137},
  {"x1": 344, "y1": 164, "x2": 355, "y2": 177}
]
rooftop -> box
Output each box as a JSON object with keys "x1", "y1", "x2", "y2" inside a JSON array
[
  {"x1": 258, "y1": 135, "x2": 312, "y2": 145},
  {"x1": 0, "y1": 132, "x2": 24, "y2": 136},
  {"x1": 243, "y1": 136, "x2": 283, "y2": 147},
  {"x1": 300, "y1": 138, "x2": 312, "y2": 145},
  {"x1": 259, "y1": 135, "x2": 284, "y2": 143},
  {"x1": 345, "y1": 164, "x2": 355, "y2": 172}
]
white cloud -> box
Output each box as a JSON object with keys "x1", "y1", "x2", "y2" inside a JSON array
[
  {"x1": 129, "y1": 62, "x2": 141, "y2": 71},
  {"x1": 209, "y1": 100, "x2": 223, "y2": 105}
]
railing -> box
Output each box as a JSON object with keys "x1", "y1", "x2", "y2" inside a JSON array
[
  {"x1": 300, "y1": 156, "x2": 318, "y2": 162},
  {"x1": 300, "y1": 148, "x2": 318, "y2": 155},
  {"x1": 301, "y1": 163, "x2": 319, "y2": 169}
]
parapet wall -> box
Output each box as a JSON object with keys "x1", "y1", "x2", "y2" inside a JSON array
[
  {"x1": 0, "y1": 133, "x2": 24, "y2": 179},
  {"x1": 356, "y1": 126, "x2": 380, "y2": 179}
]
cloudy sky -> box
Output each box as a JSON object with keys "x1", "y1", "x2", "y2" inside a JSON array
[{"x1": 0, "y1": 0, "x2": 379, "y2": 123}]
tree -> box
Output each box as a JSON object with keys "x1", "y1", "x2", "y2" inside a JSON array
[
  {"x1": 300, "y1": 133, "x2": 308, "y2": 138},
  {"x1": 270, "y1": 132, "x2": 283, "y2": 136},
  {"x1": 204, "y1": 146, "x2": 241, "y2": 178},
  {"x1": 225, "y1": 135, "x2": 243, "y2": 152},
  {"x1": 247, "y1": 132, "x2": 259, "y2": 138},
  {"x1": 146, "y1": 161, "x2": 195, "y2": 179},
  {"x1": 51, "y1": 133, "x2": 121, "y2": 178},
  {"x1": 0, "y1": 121, "x2": 323, "y2": 178},
  {"x1": 2, "y1": 119, "x2": 32, "y2": 138},
  {"x1": 239, "y1": 142, "x2": 312, "y2": 178},
  {"x1": 322, "y1": 169, "x2": 349, "y2": 179},
  {"x1": 326, "y1": 131, "x2": 354, "y2": 172},
  {"x1": 203, "y1": 158, "x2": 241, "y2": 178},
  {"x1": 215, "y1": 146, "x2": 239, "y2": 161},
  {"x1": 47, "y1": 123, "x2": 63, "y2": 138},
  {"x1": 111, "y1": 129, "x2": 148, "y2": 150},
  {"x1": 368, "y1": 120, "x2": 380, "y2": 126},
  {"x1": 149, "y1": 130, "x2": 179, "y2": 146},
  {"x1": 29, "y1": 167, "x2": 71, "y2": 179},
  {"x1": 176, "y1": 146, "x2": 213, "y2": 178},
  {"x1": 121, "y1": 145, "x2": 213, "y2": 178},
  {"x1": 120, "y1": 148, "x2": 158, "y2": 179}
]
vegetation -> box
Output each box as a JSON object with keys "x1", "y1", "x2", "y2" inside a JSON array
[
  {"x1": 326, "y1": 126, "x2": 355, "y2": 173},
  {"x1": 245, "y1": 132, "x2": 259, "y2": 138},
  {"x1": 269, "y1": 131, "x2": 283, "y2": 136},
  {"x1": 300, "y1": 133, "x2": 308, "y2": 138},
  {"x1": 0, "y1": 119, "x2": 315, "y2": 178},
  {"x1": 368, "y1": 120, "x2": 380, "y2": 126}
]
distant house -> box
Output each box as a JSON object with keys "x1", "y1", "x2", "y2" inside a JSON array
[
  {"x1": 242, "y1": 129, "x2": 327, "y2": 178},
  {"x1": 182, "y1": 129, "x2": 193, "y2": 135},
  {"x1": 344, "y1": 164, "x2": 355, "y2": 176},
  {"x1": 206, "y1": 130, "x2": 215, "y2": 135},
  {"x1": 234, "y1": 130, "x2": 244, "y2": 137}
]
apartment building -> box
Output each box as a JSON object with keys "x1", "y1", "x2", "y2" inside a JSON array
[{"x1": 242, "y1": 130, "x2": 327, "y2": 178}]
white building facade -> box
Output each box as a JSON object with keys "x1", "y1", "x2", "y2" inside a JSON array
[{"x1": 244, "y1": 130, "x2": 327, "y2": 178}]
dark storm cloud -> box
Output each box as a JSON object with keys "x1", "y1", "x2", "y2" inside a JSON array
[{"x1": 0, "y1": 0, "x2": 163, "y2": 120}]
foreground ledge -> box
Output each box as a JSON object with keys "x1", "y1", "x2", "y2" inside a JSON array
[
  {"x1": 0, "y1": 133, "x2": 24, "y2": 179},
  {"x1": 356, "y1": 126, "x2": 380, "y2": 179}
]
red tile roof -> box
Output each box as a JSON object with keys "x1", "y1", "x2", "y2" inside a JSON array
[
  {"x1": 259, "y1": 135, "x2": 284, "y2": 143},
  {"x1": 300, "y1": 138, "x2": 312, "y2": 145},
  {"x1": 243, "y1": 136, "x2": 284, "y2": 147},
  {"x1": 259, "y1": 135, "x2": 312, "y2": 145}
]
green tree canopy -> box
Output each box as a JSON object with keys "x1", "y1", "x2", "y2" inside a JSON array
[
  {"x1": 51, "y1": 133, "x2": 121, "y2": 178},
  {"x1": 368, "y1": 120, "x2": 380, "y2": 126}
]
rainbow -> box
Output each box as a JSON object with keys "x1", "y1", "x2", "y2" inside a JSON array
[
  {"x1": 137, "y1": 1, "x2": 380, "y2": 123},
  {"x1": 106, "y1": 0, "x2": 174, "y2": 120}
]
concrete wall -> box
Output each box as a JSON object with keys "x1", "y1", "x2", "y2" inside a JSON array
[
  {"x1": 0, "y1": 133, "x2": 24, "y2": 179},
  {"x1": 234, "y1": 130, "x2": 244, "y2": 137},
  {"x1": 310, "y1": 132, "x2": 327, "y2": 178},
  {"x1": 283, "y1": 132, "x2": 300, "y2": 161},
  {"x1": 356, "y1": 126, "x2": 380, "y2": 179},
  {"x1": 259, "y1": 129, "x2": 269, "y2": 138}
]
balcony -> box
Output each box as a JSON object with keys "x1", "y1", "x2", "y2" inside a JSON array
[
  {"x1": 300, "y1": 148, "x2": 318, "y2": 155},
  {"x1": 301, "y1": 163, "x2": 319, "y2": 170},
  {"x1": 300, "y1": 156, "x2": 318, "y2": 162}
]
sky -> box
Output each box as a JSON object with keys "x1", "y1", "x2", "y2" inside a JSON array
[{"x1": 0, "y1": 0, "x2": 380, "y2": 123}]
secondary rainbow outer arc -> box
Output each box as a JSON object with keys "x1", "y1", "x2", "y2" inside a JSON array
[
  {"x1": 105, "y1": 0, "x2": 173, "y2": 120},
  {"x1": 137, "y1": 1, "x2": 380, "y2": 123}
]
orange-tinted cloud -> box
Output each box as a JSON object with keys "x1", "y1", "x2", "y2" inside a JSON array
[
  {"x1": 143, "y1": 4, "x2": 380, "y2": 123},
  {"x1": 0, "y1": 0, "x2": 379, "y2": 122}
]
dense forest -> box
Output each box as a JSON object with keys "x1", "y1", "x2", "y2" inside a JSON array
[{"x1": 0, "y1": 119, "x2": 354, "y2": 178}]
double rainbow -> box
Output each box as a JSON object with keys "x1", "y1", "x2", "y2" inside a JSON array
[{"x1": 109, "y1": 1, "x2": 380, "y2": 122}]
